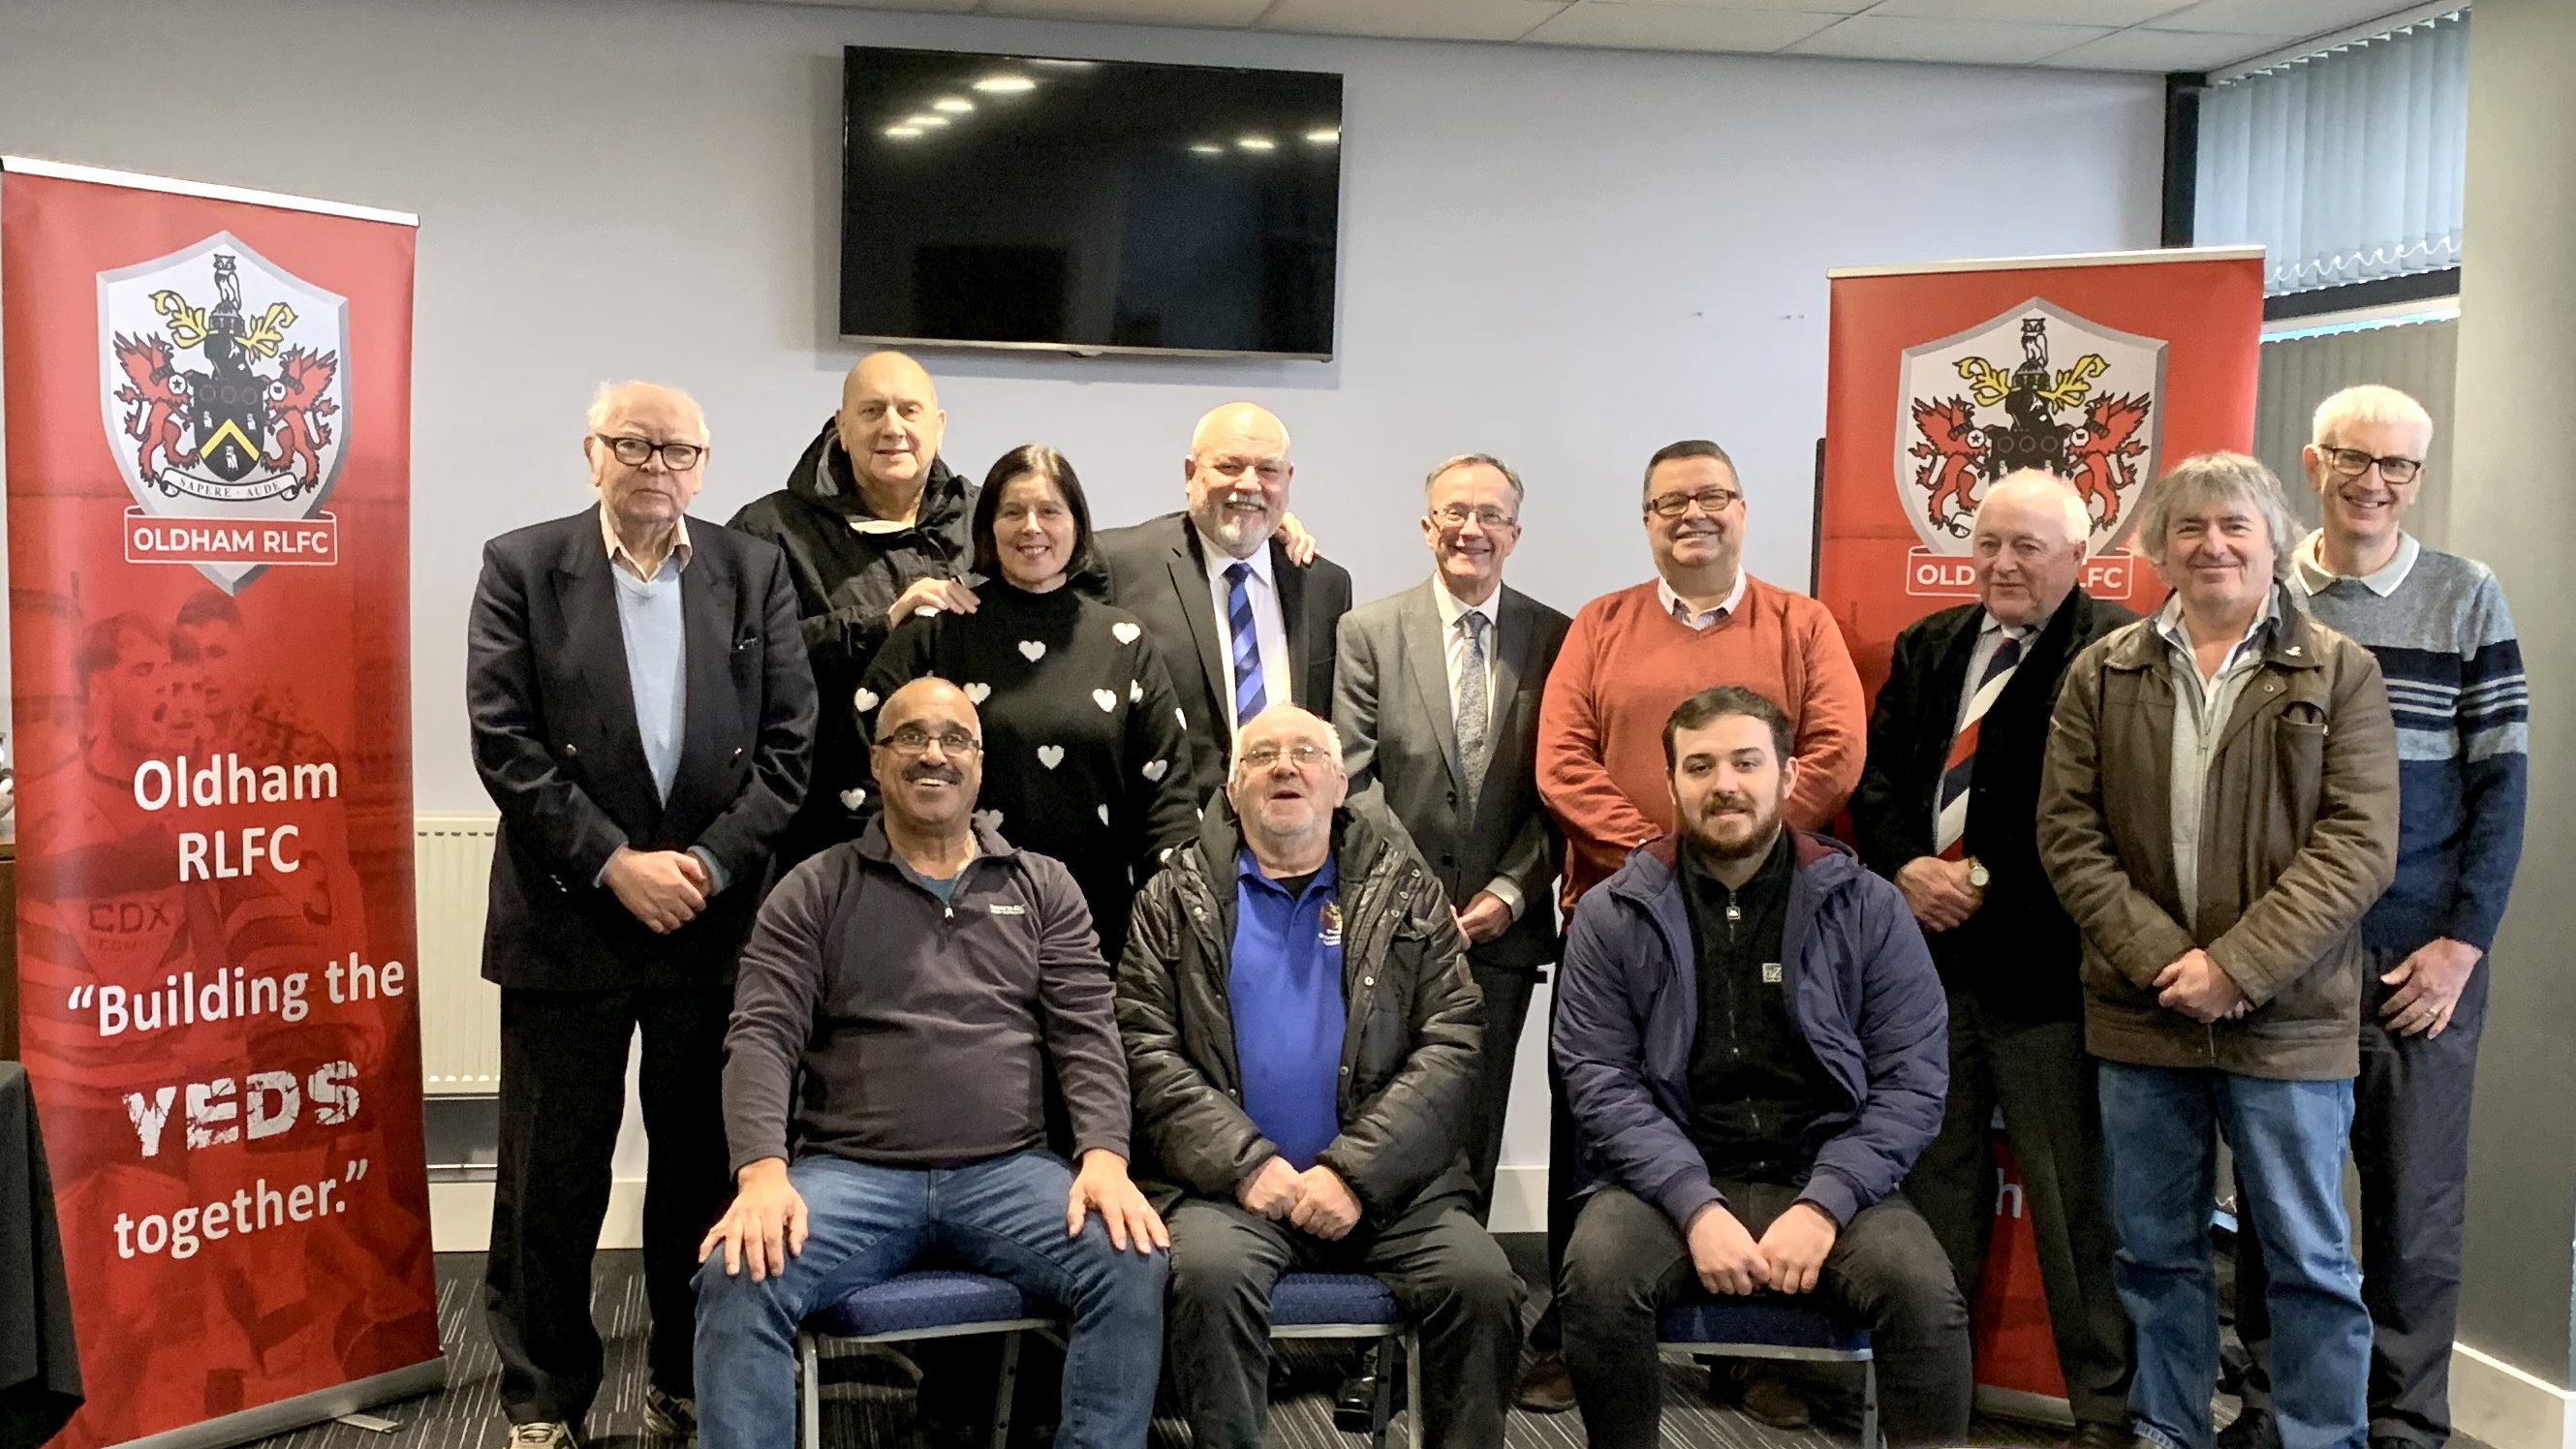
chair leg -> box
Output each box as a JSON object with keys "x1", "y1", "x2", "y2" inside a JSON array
[
  {"x1": 989, "y1": 1330, "x2": 1023, "y2": 1449},
  {"x1": 1404, "y1": 1330, "x2": 1423, "y2": 1449},
  {"x1": 1368, "y1": 1332, "x2": 1398, "y2": 1449},
  {"x1": 799, "y1": 1333, "x2": 822, "y2": 1449},
  {"x1": 1859, "y1": 1358, "x2": 1880, "y2": 1449}
]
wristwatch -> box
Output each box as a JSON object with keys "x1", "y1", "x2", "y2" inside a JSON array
[{"x1": 1965, "y1": 858, "x2": 1990, "y2": 888}]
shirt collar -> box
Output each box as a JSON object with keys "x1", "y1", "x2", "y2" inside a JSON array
[
  {"x1": 1656, "y1": 570, "x2": 1747, "y2": 627},
  {"x1": 1977, "y1": 600, "x2": 2054, "y2": 643},
  {"x1": 602, "y1": 508, "x2": 692, "y2": 580},
  {"x1": 1202, "y1": 531, "x2": 1274, "y2": 589},
  {"x1": 2290, "y1": 529, "x2": 2418, "y2": 599},
  {"x1": 1433, "y1": 579, "x2": 1500, "y2": 633},
  {"x1": 1235, "y1": 845, "x2": 1336, "y2": 899},
  {"x1": 2153, "y1": 583, "x2": 2278, "y2": 665}
]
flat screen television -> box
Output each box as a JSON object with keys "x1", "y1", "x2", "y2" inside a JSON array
[{"x1": 840, "y1": 46, "x2": 1343, "y2": 358}]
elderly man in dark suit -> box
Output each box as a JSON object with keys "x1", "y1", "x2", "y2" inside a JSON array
[
  {"x1": 467, "y1": 382, "x2": 815, "y2": 1449},
  {"x1": 1849, "y1": 470, "x2": 2135, "y2": 1449},
  {"x1": 1093, "y1": 402, "x2": 1353, "y2": 806}
]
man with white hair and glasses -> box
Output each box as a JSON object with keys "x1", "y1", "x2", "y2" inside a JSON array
[{"x1": 2223, "y1": 387, "x2": 2528, "y2": 1449}]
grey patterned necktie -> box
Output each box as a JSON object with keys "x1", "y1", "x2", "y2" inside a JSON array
[{"x1": 1458, "y1": 610, "x2": 1492, "y2": 817}]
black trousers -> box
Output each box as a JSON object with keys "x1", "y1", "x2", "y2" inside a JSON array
[
  {"x1": 2236, "y1": 957, "x2": 2488, "y2": 1449},
  {"x1": 1463, "y1": 961, "x2": 1538, "y2": 1220},
  {"x1": 1559, "y1": 1182, "x2": 1973, "y2": 1448},
  {"x1": 1164, "y1": 1189, "x2": 1524, "y2": 1449},
  {"x1": 1526, "y1": 996, "x2": 1587, "y2": 1354},
  {"x1": 483, "y1": 984, "x2": 733, "y2": 1427},
  {"x1": 1904, "y1": 989, "x2": 2133, "y2": 1428}
]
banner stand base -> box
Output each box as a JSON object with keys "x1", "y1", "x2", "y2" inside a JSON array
[
  {"x1": 109, "y1": 1359, "x2": 447, "y2": 1449},
  {"x1": 1974, "y1": 1385, "x2": 2076, "y2": 1430}
]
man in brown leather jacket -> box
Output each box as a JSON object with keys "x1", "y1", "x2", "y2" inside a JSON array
[{"x1": 2038, "y1": 451, "x2": 2398, "y2": 1449}]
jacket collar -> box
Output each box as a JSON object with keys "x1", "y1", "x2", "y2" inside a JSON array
[
  {"x1": 1190, "y1": 796, "x2": 1396, "y2": 892},
  {"x1": 851, "y1": 813, "x2": 1017, "y2": 870},
  {"x1": 790, "y1": 416, "x2": 968, "y2": 528},
  {"x1": 1609, "y1": 825, "x2": 1857, "y2": 909},
  {"x1": 2103, "y1": 581, "x2": 2323, "y2": 673}
]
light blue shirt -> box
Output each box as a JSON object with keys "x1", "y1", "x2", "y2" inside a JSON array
[{"x1": 602, "y1": 512, "x2": 727, "y2": 893}]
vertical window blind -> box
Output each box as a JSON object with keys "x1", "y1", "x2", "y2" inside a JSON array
[{"x1": 2194, "y1": 10, "x2": 2468, "y2": 296}]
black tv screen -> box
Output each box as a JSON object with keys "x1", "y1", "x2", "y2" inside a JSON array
[{"x1": 840, "y1": 46, "x2": 1343, "y2": 358}]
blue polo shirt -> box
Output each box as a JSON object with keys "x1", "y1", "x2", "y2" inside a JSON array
[{"x1": 1229, "y1": 848, "x2": 1346, "y2": 1171}]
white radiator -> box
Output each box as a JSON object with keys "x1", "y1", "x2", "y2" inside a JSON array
[{"x1": 416, "y1": 811, "x2": 500, "y2": 1095}]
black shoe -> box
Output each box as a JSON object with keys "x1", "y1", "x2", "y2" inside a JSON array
[
  {"x1": 1332, "y1": 1364, "x2": 1407, "y2": 1433},
  {"x1": 1514, "y1": 1352, "x2": 1577, "y2": 1414},
  {"x1": 2070, "y1": 1423, "x2": 2142, "y2": 1449},
  {"x1": 2218, "y1": 1407, "x2": 2279, "y2": 1449},
  {"x1": 641, "y1": 1384, "x2": 696, "y2": 1445}
]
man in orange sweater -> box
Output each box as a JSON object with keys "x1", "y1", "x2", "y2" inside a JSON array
[{"x1": 1538, "y1": 440, "x2": 1865, "y2": 909}]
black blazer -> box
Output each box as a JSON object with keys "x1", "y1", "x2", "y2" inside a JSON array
[
  {"x1": 1847, "y1": 588, "x2": 2134, "y2": 1022},
  {"x1": 466, "y1": 508, "x2": 817, "y2": 990},
  {"x1": 1091, "y1": 511, "x2": 1353, "y2": 806},
  {"x1": 1333, "y1": 580, "x2": 1572, "y2": 973}
]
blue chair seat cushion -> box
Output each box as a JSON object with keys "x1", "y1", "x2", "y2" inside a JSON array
[
  {"x1": 806, "y1": 1270, "x2": 1042, "y2": 1339},
  {"x1": 1269, "y1": 1272, "x2": 1400, "y2": 1328},
  {"x1": 1657, "y1": 1292, "x2": 1871, "y2": 1353}
]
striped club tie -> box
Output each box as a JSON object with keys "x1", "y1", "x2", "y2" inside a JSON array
[
  {"x1": 1226, "y1": 561, "x2": 1268, "y2": 728},
  {"x1": 1934, "y1": 632, "x2": 2022, "y2": 860}
]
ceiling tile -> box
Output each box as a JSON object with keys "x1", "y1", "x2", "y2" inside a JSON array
[
  {"x1": 1576, "y1": 0, "x2": 1869, "y2": 10},
  {"x1": 2037, "y1": 25, "x2": 2284, "y2": 69},
  {"x1": 1862, "y1": 0, "x2": 2193, "y2": 23},
  {"x1": 1786, "y1": 14, "x2": 2116, "y2": 63},
  {"x1": 979, "y1": 0, "x2": 1271, "y2": 23},
  {"x1": 1260, "y1": 0, "x2": 1573, "y2": 43},
  {"x1": 1521, "y1": 5, "x2": 1847, "y2": 52},
  {"x1": 2143, "y1": 0, "x2": 2417, "y2": 35}
]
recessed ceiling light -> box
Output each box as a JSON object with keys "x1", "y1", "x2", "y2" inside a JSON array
[
  {"x1": 1305, "y1": 128, "x2": 1340, "y2": 145},
  {"x1": 1028, "y1": 58, "x2": 1098, "y2": 70},
  {"x1": 931, "y1": 97, "x2": 975, "y2": 113},
  {"x1": 973, "y1": 75, "x2": 1037, "y2": 93},
  {"x1": 904, "y1": 113, "x2": 949, "y2": 127},
  {"x1": 1236, "y1": 136, "x2": 1276, "y2": 152},
  {"x1": 1189, "y1": 142, "x2": 1225, "y2": 156},
  {"x1": 885, "y1": 125, "x2": 924, "y2": 139}
]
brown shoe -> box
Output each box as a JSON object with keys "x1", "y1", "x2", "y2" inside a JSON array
[
  {"x1": 1725, "y1": 1362, "x2": 1813, "y2": 1430},
  {"x1": 1514, "y1": 1351, "x2": 1577, "y2": 1413}
]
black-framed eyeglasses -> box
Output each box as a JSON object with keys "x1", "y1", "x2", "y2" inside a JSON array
[
  {"x1": 880, "y1": 726, "x2": 981, "y2": 755},
  {"x1": 597, "y1": 435, "x2": 706, "y2": 471},
  {"x1": 1432, "y1": 505, "x2": 1518, "y2": 531},
  {"x1": 1644, "y1": 486, "x2": 1743, "y2": 519},
  {"x1": 2319, "y1": 447, "x2": 2422, "y2": 484},
  {"x1": 1240, "y1": 742, "x2": 1335, "y2": 771}
]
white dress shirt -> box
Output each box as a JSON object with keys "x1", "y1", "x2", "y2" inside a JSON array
[
  {"x1": 1432, "y1": 580, "x2": 1525, "y2": 921},
  {"x1": 1200, "y1": 530, "x2": 1292, "y2": 730},
  {"x1": 1657, "y1": 570, "x2": 1748, "y2": 631}
]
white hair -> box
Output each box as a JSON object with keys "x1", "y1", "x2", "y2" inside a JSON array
[
  {"x1": 1227, "y1": 704, "x2": 1345, "y2": 779},
  {"x1": 1975, "y1": 469, "x2": 2094, "y2": 557},
  {"x1": 2135, "y1": 451, "x2": 2298, "y2": 578},
  {"x1": 2312, "y1": 384, "x2": 2433, "y2": 447},
  {"x1": 585, "y1": 381, "x2": 709, "y2": 442}
]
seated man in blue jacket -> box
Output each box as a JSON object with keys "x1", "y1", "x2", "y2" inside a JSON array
[{"x1": 1552, "y1": 684, "x2": 1969, "y2": 1447}]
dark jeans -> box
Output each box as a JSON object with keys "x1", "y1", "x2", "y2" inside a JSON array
[
  {"x1": 483, "y1": 984, "x2": 732, "y2": 1427},
  {"x1": 1163, "y1": 1190, "x2": 1523, "y2": 1449},
  {"x1": 2237, "y1": 959, "x2": 2488, "y2": 1449},
  {"x1": 1464, "y1": 961, "x2": 1538, "y2": 1219},
  {"x1": 692, "y1": 1150, "x2": 1164, "y2": 1449},
  {"x1": 1558, "y1": 1182, "x2": 1973, "y2": 1448},
  {"x1": 1904, "y1": 991, "x2": 2133, "y2": 1428}
]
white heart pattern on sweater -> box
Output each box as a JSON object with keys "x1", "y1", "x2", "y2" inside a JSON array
[
  {"x1": 1098, "y1": 805, "x2": 1111, "y2": 826},
  {"x1": 1037, "y1": 745, "x2": 1065, "y2": 769},
  {"x1": 1141, "y1": 759, "x2": 1168, "y2": 783},
  {"x1": 840, "y1": 786, "x2": 867, "y2": 810},
  {"x1": 1112, "y1": 622, "x2": 1141, "y2": 645},
  {"x1": 853, "y1": 688, "x2": 879, "y2": 714},
  {"x1": 974, "y1": 809, "x2": 1005, "y2": 833},
  {"x1": 1130, "y1": 679, "x2": 1143, "y2": 703},
  {"x1": 1017, "y1": 640, "x2": 1046, "y2": 662},
  {"x1": 1092, "y1": 689, "x2": 1117, "y2": 712},
  {"x1": 963, "y1": 682, "x2": 992, "y2": 704}
]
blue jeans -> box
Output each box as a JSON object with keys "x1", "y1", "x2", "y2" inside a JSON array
[
  {"x1": 2098, "y1": 1063, "x2": 2369, "y2": 1449},
  {"x1": 692, "y1": 1150, "x2": 1165, "y2": 1449}
]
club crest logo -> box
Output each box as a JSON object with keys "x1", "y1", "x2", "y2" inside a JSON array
[
  {"x1": 98, "y1": 232, "x2": 349, "y2": 591},
  {"x1": 1895, "y1": 297, "x2": 2165, "y2": 560}
]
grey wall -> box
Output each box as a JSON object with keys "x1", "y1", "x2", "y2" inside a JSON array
[
  {"x1": 2254, "y1": 319, "x2": 2459, "y2": 548},
  {"x1": 2448, "y1": 0, "x2": 2576, "y2": 1387},
  {"x1": 0, "y1": 0, "x2": 2163, "y2": 814}
]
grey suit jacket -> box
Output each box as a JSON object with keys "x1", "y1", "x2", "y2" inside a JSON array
[{"x1": 1333, "y1": 578, "x2": 1571, "y2": 973}]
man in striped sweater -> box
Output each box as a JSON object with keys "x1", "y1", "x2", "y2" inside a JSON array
[{"x1": 2228, "y1": 385, "x2": 2529, "y2": 1449}]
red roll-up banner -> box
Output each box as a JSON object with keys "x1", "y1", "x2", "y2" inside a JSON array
[
  {"x1": 1, "y1": 159, "x2": 438, "y2": 1448},
  {"x1": 1817, "y1": 248, "x2": 2266, "y2": 1405}
]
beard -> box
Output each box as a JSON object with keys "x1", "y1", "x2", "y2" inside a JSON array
[{"x1": 1682, "y1": 792, "x2": 1782, "y2": 864}]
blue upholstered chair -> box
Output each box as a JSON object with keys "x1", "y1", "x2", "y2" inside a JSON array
[
  {"x1": 1268, "y1": 1272, "x2": 1422, "y2": 1449},
  {"x1": 1658, "y1": 1292, "x2": 1880, "y2": 1449},
  {"x1": 795, "y1": 1270, "x2": 1059, "y2": 1449}
]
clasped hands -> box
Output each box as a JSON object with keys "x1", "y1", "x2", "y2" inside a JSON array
[
  {"x1": 1237, "y1": 1155, "x2": 1362, "y2": 1240},
  {"x1": 2155, "y1": 946, "x2": 2250, "y2": 1023},
  {"x1": 1685, "y1": 1199, "x2": 1838, "y2": 1297},
  {"x1": 604, "y1": 845, "x2": 710, "y2": 934}
]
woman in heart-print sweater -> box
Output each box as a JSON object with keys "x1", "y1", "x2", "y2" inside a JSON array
[{"x1": 857, "y1": 445, "x2": 1199, "y2": 961}]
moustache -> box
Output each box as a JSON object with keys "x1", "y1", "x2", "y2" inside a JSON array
[{"x1": 904, "y1": 764, "x2": 963, "y2": 786}]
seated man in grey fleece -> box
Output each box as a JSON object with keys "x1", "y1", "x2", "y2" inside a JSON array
[{"x1": 692, "y1": 676, "x2": 1169, "y2": 1449}]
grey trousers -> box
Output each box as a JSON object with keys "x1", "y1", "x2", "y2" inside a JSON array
[
  {"x1": 2236, "y1": 957, "x2": 2489, "y2": 1449},
  {"x1": 1903, "y1": 988, "x2": 2134, "y2": 1428}
]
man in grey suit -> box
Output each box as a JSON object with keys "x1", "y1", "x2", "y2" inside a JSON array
[{"x1": 1333, "y1": 452, "x2": 1572, "y2": 1216}]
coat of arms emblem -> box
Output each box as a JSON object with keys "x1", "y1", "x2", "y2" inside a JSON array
[{"x1": 97, "y1": 231, "x2": 349, "y2": 591}]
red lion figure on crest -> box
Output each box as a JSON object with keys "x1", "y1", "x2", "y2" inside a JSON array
[
  {"x1": 112, "y1": 332, "x2": 194, "y2": 478},
  {"x1": 1908, "y1": 395, "x2": 1984, "y2": 536},
  {"x1": 2065, "y1": 392, "x2": 2152, "y2": 530},
  {"x1": 264, "y1": 347, "x2": 340, "y2": 488}
]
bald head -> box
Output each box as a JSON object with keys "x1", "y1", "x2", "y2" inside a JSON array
[
  {"x1": 1184, "y1": 402, "x2": 1293, "y2": 561},
  {"x1": 836, "y1": 351, "x2": 947, "y2": 506},
  {"x1": 870, "y1": 677, "x2": 982, "y2": 835},
  {"x1": 1969, "y1": 470, "x2": 2090, "y2": 627}
]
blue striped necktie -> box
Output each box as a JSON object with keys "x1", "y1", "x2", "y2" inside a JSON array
[{"x1": 1226, "y1": 561, "x2": 1268, "y2": 727}]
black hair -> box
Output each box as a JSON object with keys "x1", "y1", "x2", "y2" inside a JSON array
[
  {"x1": 1661, "y1": 685, "x2": 1792, "y2": 771},
  {"x1": 970, "y1": 445, "x2": 1097, "y2": 584}
]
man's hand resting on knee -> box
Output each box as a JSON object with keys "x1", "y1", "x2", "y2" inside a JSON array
[
  {"x1": 1685, "y1": 1202, "x2": 1770, "y2": 1296},
  {"x1": 1069, "y1": 1149, "x2": 1168, "y2": 1254},
  {"x1": 1757, "y1": 1201, "x2": 1838, "y2": 1295},
  {"x1": 699, "y1": 1157, "x2": 806, "y2": 1282}
]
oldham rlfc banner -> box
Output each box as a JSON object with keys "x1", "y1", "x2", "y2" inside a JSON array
[
  {"x1": 1818, "y1": 249, "x2": 2265, "y2": 1407},
  {"x1": 1, "y1": 159, "x2": 438, "y2": 1447}
]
